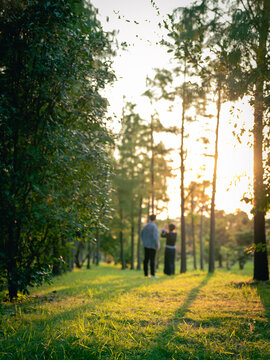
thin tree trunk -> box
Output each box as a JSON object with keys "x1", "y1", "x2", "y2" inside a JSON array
[
  {"x1": 74, "y1": 240, "x2": 85, "y2": 269},
  {"x1": 137, "y1": 196, "x2": 143, "y2": 270},
  {"x1": 120, "y1": 230, "x2": 125, "y2": 270},
  {"x1": 209, "y1": 85, "x2": 221, "y2": 273},
  {"x1": 95, "y1": 230, "x2": 100, "y2": 266},
  {"x1": 150, "y1": 115, "x2": 155, "y2": 214},
  {"x1": 191, "y1": 191, "x2": 197, "y2": 270},
  {"x1": 253, "y1": 0, "x2": 269, "y2": 281},
  {"x1": 218, "y1": 254, "x2": 223, "y2": 268},
  {"x1": 69, "y1": 240, "x2": 76, "y2": 271},
  {"x1": 180, "y1": 63, "x2": 187, "y2": 274},
  {"x1": 130, "y1": 167, "x2": 135, "y2": 270},
  {"x1": 199, "y1": 207, "x2": 204, "y2": 270},
  {"x1": 120, "y1": 208, "x2": 126, "y2": 270},
  {"x1": 147, "y1": 197, "x2": 150, "y2": 222},
  {"x1": 131, "y1": 219, "x2": 135, "y2": 270},
  {"x1": 87, "y1": 238, "x2": 91, "y2": 269}
]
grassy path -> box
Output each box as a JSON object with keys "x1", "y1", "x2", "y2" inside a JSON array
[{"x1": 1, "y1": 263, "x2": 270, "y2": 359}]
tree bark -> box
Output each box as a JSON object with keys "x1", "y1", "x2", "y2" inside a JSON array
[
  {"x1": 74, "y1": 240, "x2": 84, "y2": 269},
  {"x1": 150, "y1": 115, "x2": 155, "y2": 214},
  {"x1": 253, "y1": 0, "x2": 269, "y2": 281},
  {"x1": 130, "y1": 169, "x2": 135, "y2": 270},
  {"x1": 87, "y1": 238, "x2": 91, "y2": 269},
  {"x1": 209, "y1": 85, "x2": 221, "y2": 273},
  {"x1": 199, "y1": 207, "x2": 204, "y2": 270},
  {"x1": 119, "y1": 208, "x2": 126, "y2": 270},
  {"x1": 95, "y1": 230, "x2": 100, "y2": 266},
  {"x1": 137, "y1": 196, "x2": 143, "y2": 270},
  {"x1": 218, "y1": 254, "x2": 223, "y2": 268},
  {"x1": 131, "y1": 220, "x2": 135, "y2": 270},
  {"x1": 147, "y1": 197, "x2": 150, "y2": 222},
  {"x1": 191, "y1": 190, "x2": 197, "y2": 270},
  {"x1": 180, "y1": 68, "x2": 187, "y2": 274}
]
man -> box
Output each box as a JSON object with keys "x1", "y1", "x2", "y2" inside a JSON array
[{"x1": 141, "y1": 214, "x2": 159, "y2": 278}]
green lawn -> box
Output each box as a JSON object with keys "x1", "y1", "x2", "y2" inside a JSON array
[{"x1": 0, "y1": 262, "x2": 269, "y2": 360}]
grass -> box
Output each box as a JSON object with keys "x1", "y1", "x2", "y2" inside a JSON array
[{"x1": 0, "y1": 261, "x2": 269, "y2": 360}]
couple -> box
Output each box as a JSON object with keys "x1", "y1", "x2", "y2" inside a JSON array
[{"x1": 142, "y1": 214, "x2": 177, "y2": 278}]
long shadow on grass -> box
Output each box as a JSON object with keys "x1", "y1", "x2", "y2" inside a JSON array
[
  {"x1": 164, "y1": 272, "x2": 212, "y2": 319},
  {"x1": 256, "y1": 281, "x2": 270, "y2": 342},
  {"x1": 230, "y1": 279, "x2": 270, "y2": 340},
  {"x1": 256, "y1": 282, "x2": 270, "y2": 319},
  {"x1": 144, "y1": 273, "x2": 213, "y2": 359}
]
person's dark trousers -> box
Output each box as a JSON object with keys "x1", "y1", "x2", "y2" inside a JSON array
[
  {"x1": 144, "y1": 247, "x2": 156, "y2": 276},
  {"x1": 164, "y1": 247, "x2": 175, "y2": 275}
]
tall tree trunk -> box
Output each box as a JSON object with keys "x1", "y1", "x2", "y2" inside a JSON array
[
  {"x1": 119, "y1": 208, "x2": 126, "y2": 270},
  {"x1": 131, "y1": 218, "x2": 135, "y2": 270},
  {"x1": 74, "y1": 240, "x2": 84, "y2": 269},
  {"x1": 95, "y1": 230, "x2": 100, "y2": 266},
  {"x1": 191, "y1": 190, "x2": 197, "y2": 270},
  {"x1": 218, "y1": 254, "x2": 223, "y2": 268},
  {"x1": 253, "y1": 0, "x2": 269, "y2": 281},
  {"x1": 150, "y1": 115, "x2": 155, "y2": 214},
  {"x1": 180, "y1": 65, "x2": 187, "y2": 274},
  {"x1": 130, "y1": 167, "x2": 135, "y2": 270},
  {"x1": 147, "y1": 197, "x2": 150, "y2": 222},
  {"x1": 209, "y1": 85, "x2": 221, "y2": 273},
  {"x1": 199, "y1": 207, "x2": 204, "y2": 271},
  {"x1": 87, "y1": 238, "x2": 91, "y2": 269},
  {"x1": 120, "y1": 230, "x2": 125, "y2": 270},
  {"x1": 68, "y1": 240, "x2": 76, "y2": 271},
  {"x1": 137, "y1": 196, "x2": 143, "y2": 270}
]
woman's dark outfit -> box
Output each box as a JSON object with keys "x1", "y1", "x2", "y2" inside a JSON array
[{"x1": 161, "y1": 230, "x2": 177, "y2": 275}]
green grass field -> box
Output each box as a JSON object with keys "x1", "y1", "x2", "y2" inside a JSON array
[{"x1": 1, "y1": 262, "x2": 269, "y2": 360}]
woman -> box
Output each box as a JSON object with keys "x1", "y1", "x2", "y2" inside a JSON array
[{"x1": 161, "y1": 223, "x2": 177, "y2": 275}]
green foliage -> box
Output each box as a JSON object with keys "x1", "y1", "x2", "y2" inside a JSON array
[
  {"x1": 0, "y1": 0, "x2": 115, "y2": 299},
  {"x1": 165, "y1": 0, "x2": 269, "y2": 279},
  {"x1": 215, "y1": 210, "x2": 254, "y2": 270},
  {"x1": 110, "y1": 103, "x2": 147, "y2": 267},
  {"x1": 108, "y1": 100, "x2": 174, "y2": 267}
]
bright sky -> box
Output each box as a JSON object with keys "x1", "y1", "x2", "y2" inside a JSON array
[{"x1": 91, "y1": 0, "x2": 254, "y2": 219}]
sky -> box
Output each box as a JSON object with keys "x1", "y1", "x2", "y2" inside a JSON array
[{"x1": 91, "y1": 0, "x2": 254, "y2": 219}]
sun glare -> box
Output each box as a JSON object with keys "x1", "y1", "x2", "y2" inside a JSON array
[
  {"x1": 155, "y1": 99, "x2": 254, "y2": 220},
  {"x1": 92, "y1": 0, "x2": 255, "y2": 220}
]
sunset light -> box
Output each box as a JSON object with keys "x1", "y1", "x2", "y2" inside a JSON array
[
  {"x1": 1, "y1": 0, "x2": 269, "y2": 357},
  {"x1": 92, "y1": 0, "x2": 255, "y2": 218}
]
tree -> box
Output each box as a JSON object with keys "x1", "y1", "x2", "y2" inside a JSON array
[
  {"x1": 187, "y1": 182, "x2": 198, "y2": 270},
  {"x1": 209, "y1": 74, "x2": 222, "y2": 273},
  {"x1": 198, "y1": 181, "x2": 210, "y2": 270},
  {"x1": 201, "y1": 0, "x2": 270, "y2": 280},
  {"x1": 186, "y1": 180, "x2": 210, "y2": 270},
  {"x1": 163, "y1": 6, "x2": 207, "y2": 273},
  {"x1": 142, "y1": 88, "x2": 173, "y2": 217},
  {"x1": 113, "y1": 103, "x2": 147, "y2": 269},
  {"x1": 169, "y1": 2, "x2": 244, "y2": 274},
  {"x1": 0, "y1": 0, "x2": 115, "y2": 299},
  {"x1": 218, "y1": 210, "x2": 253, "y2": 270}
]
